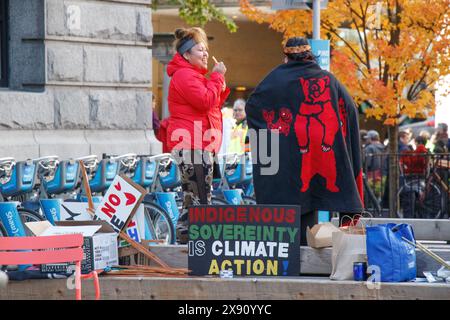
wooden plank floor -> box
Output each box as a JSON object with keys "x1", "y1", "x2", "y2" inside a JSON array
[{"x1": 1, "y1": 276, "x2": 449, "y2": 300}]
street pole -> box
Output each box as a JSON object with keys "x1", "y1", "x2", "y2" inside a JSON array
[{"x1": 313, "y1": 0, "x2": 321, "y2": 40}]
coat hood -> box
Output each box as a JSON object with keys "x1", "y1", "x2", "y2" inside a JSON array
[{"x1": 167, "y1": 53, "x2": 208, "y2": 77}]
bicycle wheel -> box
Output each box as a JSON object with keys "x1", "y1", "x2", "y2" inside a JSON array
[
  {"x1": 418, "y1": 182, "x2": 444, "y2": 219},
  {"x1": 142, "y1": 201, "x2": 175, "y2": 245},
  {"x1": 242, "y1": 195, "x2": 257, "y2": 205},
  {"x1": 18, "y1": 208, "x2": 44, "y2": 236}
]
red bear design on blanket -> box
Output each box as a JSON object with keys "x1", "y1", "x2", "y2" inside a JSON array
[{"x1": 294, "y1": 76, "x2": 340, "y2": 192}]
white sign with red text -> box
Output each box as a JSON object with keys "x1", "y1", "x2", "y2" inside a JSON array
[
  {"x1": 93, "y1": 175, "x2": 146, "y2": 234},
  {"x1": 119, "y1": 204, "x2": 146, "y2": 247}
]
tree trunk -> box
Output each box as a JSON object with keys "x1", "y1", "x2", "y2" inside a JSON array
[{"x1": 388, "y1": 125, "x2": 399, "y2": 217}]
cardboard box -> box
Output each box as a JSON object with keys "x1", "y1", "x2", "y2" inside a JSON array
[
  {"x1": 26, "y1": 220, "x2": 118, "y2": 274},
  {"x1": 306, "y1": 222, "x2": 341, "y2": 248}
]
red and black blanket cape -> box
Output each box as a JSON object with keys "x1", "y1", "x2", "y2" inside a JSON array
[{"x1": 246, "y1": 60, "x2": 364, "y2": 213}]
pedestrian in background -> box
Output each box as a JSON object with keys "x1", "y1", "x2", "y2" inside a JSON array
[
  {"x1": 434, "y1": 123, "x2": 449, "y2": 153},
  {"x1": 364, "y1": 130, "x2": 385, "y2": 182},
  {"x1": 399, "y1": 130, "x2": 413, "y2": 152},
  {"x1": 228, "y1": 98, "x2": 249, "y2": 155},
  {"x1": 165, "y1": 27, "x2": 230, "y2": 243}
]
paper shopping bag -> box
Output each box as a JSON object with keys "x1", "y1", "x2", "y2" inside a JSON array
[
  {"x1": 306, "y1": 222, "x2": 341, "y2": 248},
  {"x1": 330, "y1": 230, "x2": 367, "y2": 280}
]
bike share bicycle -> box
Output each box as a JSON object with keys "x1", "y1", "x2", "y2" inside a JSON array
[
  {"x1": 113, "y1": 153, "x2": 179, "y2": 244},
  {"x1": 213, "y1": 153, "x2": 256, "y2": 205},
  {"x1": 397, "y1": 153, "x2": 447, "y2": 219},
  {"x1": 33, "y1": 153, "x2": 176, "y2": 244},
  {"x1": 0, "y1": 157, "x2": 45, "y2": 238}
]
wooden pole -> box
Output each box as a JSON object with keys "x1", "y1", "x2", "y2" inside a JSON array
[
  {"x1": 79, "y1": 160, "x2": 95, "y2": 216},
  {"x1": 119, "y1": 231, "x2": 170, "y2": 269}
]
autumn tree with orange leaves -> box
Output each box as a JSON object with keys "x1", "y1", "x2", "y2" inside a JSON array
[{"x1": 240, "y1": 0, "x2": 449, "y2": 214}]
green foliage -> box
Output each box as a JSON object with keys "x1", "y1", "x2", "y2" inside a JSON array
[{"x1": 153, "y1": 0, "x2": 238, "y2": 32}]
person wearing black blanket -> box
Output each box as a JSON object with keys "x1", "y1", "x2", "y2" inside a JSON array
[{"x1": 246, "y1": 37, "x2": 364, "y2": 245}]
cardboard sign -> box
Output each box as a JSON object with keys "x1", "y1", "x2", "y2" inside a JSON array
[
  {"x1": 60, "y1": 202, "x2": 94, "y2": 221},
  {"x1": 188, "y1": 205, "x2": 301, "y2": 276},
  {"x1": 94, "y1": 174, "x2": 146, "y2": 234},
  {"x1": 119, "y1": 204, "x2": 146, "y2": 247}
]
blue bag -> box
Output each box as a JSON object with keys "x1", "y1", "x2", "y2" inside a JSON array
[{"x1": 366, "y1": 223, "x2": 416, "y2": 282}]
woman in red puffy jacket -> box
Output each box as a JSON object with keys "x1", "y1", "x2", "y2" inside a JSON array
[{"x1": 166, "y1": 27, "x2": 230, "y2": 243}]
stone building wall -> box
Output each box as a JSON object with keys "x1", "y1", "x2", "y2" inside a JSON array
[{"x1": 0, "y1": 0, "x2": 160, "y2": 160}]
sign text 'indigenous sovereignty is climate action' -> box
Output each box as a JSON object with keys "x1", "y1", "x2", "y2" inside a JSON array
[{"x1": 188, "y1": 205, "x2": 301, "y2": 276}]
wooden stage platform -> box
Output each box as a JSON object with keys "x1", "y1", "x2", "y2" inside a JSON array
[
  {"x1": 1, "y1": 218, "x2": 449, "y2": 300},
  {"x1": 1, "y1": 275, "x2": 449, "y2": 300}
]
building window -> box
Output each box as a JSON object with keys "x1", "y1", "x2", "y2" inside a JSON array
[{"x1": 0, "y1": 0, "x2": 8, "y2": 87}]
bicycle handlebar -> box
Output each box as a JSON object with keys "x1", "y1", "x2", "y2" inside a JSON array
[
  {"x1": 75, "y1": 155, "x2": 98, "y2": 162},
  {"x1": 109, "y1": 153, "x2": 138, "y2": 162},
  {"x1": 76, "y1": 155, "x2": 99, "y2": 171},
  {"x1": 0, "y1": 158, "x2": 15, "y2": 172},
  {"x1": 0, "y1": 158, "x2": 15, "y2": 184},
  {"x1": 33, "y1": 156, "x2": 60, "y2": 170},
  {"x1": 110, "y1": 153, "x2": 138, "y2": 170},
  {"x1": 146, "y1": 153, "x2": 173, "y2": 162}
]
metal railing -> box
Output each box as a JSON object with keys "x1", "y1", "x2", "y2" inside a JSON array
[{"x1": 362, "y1": 152, "x2": 450, "y2": 219}]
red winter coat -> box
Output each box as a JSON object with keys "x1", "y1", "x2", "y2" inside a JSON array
[{"x1": 166, "y1": 53, "x2": 230, "y2": 153}]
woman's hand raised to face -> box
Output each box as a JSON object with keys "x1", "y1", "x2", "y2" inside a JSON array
[{"x1": 212, "y1": 61, "x2": 227, "y2": 75}]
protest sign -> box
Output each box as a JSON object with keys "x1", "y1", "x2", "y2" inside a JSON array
[
  {"x1": 94, "y1": 174, "x2": 147, "y2": 234},
  {"x1": 119, "y1": 204, "x2": 146, "y2": 247},
  {"x1": 60, "y1": 202, "x2": 94, "y2": 221},
  {"x1": 188, "y1": 205, "x2": 301, "y2": 276}
]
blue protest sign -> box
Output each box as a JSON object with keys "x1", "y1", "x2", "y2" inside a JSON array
[{"x1": 308, "y1": 39, "x2": 330, "y2": 71}]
